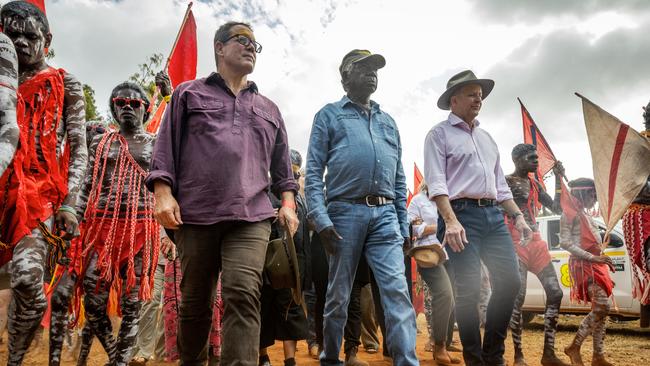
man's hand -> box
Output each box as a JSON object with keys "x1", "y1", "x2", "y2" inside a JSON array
[
  {"x1": 552, "y1": 160, "x2": 565, "y2": 178},
  {"x1": 155, "y1": 71, "x2": 172, "y2": 97},
  {"x1": 319, "y1": 226, "x2": 342, "y2": 256},
  {"x1": 278, "y1": 206, "x2": 299, "y2": 236},
  {"x1": 514, "y1": 215, "x2": 533, "y2": 247},
  {"x1": 153, "y1": 182, "x2": 182, "y2": 229},
  {"x1": 161, "y1": 236, "x2": 176, "y2": 261},
  {"x1": 593, "y1": 255, "x2": 613, "y2": 266},
  {"x1": 55, "y1": 211, "x2": 80, "y2": 240},
  {"x1": 442, "y1": 219, "x2": 468, "y2": 252},
  {"x1": 403, "y1": 237, "x2": 413, "y2": 255}
]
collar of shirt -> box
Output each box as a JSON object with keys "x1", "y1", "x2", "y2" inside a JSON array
[
  {"x1": 448, "y1": 112, "x2": 480, "y2": 131},
  {"x1": 338, "y1": 95, "x2": 383, "y2": 114},
  {"x1": 206, "y1": 72, "x2": 259, "y2": 96}
]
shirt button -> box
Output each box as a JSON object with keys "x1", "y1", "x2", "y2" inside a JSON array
[
  {"x1": 374, "y1": 181, "x2": 378, "y2": 184},
  {"x1": 377, "y1": 160, "x2": 380, "y2": 163}
]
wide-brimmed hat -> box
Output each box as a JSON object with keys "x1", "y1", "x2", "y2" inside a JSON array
[
  {"x1": 437, "y1": 70, "x2": 495, "y2": 110},
  {"x1": 409, "y1": 244, "x2": 447, "y2": 268},
  {"x1": 264, "y1": 229, "x2": 302, "y2": 305},
  {"x1": 339, "y1": 49, "x2": 386, "y2": 76}
]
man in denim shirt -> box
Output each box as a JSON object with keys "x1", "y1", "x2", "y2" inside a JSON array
[{"x1": 306, "y1": 50, "x2": 418, "y2": 366}]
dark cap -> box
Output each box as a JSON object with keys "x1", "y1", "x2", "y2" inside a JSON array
[
  {"x1": 290, "y1": 149, "x2": 302, "y2": 168},
  {"x1": 339, "y1": 49, "x2": 386, "y2": 76}
]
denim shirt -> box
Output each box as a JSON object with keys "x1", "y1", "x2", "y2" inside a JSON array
[{"x1": 305, "y1": 95, "x2": 408, "y2": 237}]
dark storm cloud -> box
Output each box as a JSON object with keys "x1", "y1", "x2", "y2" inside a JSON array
[
  {"x1": 467, "y1": 0, "x2": 650, "y2": 23},
  {"x1": 482, "y1": 20, "x2": 650, "y2": 140}
]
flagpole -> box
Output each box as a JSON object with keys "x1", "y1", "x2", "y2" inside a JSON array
[{"x1": 150, "y1": 1, "x2": 193, "y2": 109}]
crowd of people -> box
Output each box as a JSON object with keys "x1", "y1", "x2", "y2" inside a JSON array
[{"x1": 0, "y1": 2, "x2": 649, "y2": 366}]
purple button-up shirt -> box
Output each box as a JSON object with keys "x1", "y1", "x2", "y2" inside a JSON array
[
  {"x1": 145, "y1": 73, "x2": 298, "y2": 225},
  {"x1": 424, "y1": 113, "x2": 512, "y2": 202}
]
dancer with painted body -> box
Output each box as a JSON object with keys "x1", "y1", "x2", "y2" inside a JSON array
[
  {"x1": 0, "y1": 2, "x2": 87, "y2": 364},
  {"x1": 0, "y1": 25, "x2": 19, "y2": 350},
  {"x1": 560, "y1": 178, "x2": 614, "y2": 366},
  {"x1": 506, "y1": 143, "x2": 569, "y2": 366},
  {"x1": 75, "y1": 81, "x2": 162, "y2": 366}
]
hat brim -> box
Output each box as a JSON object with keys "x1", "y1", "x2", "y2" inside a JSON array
[
  {"x1": 437, "y1": 79, "x2": 495, "y2": 110},
  {"x1": 410, "y1": 244, "x2": 447, "y2": 268},
  {"x1": 285, "y1": 231, "x2": 302, "y2": 305},
  {"x1": 352, "y1": 53, "x2": 386, "y2": 70}
]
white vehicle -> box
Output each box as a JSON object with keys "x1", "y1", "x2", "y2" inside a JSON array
[{"x1": 521, "y1": 215, "x2": 644, "y2": 325}]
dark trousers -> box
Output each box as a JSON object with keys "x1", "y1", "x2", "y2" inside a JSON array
[
  {"x1": 311, "y1": 234, "x2": 364, "y2": 354},
  {"x1": 439, "y1": 203, "x2": 521, "y2": 366},
  {"x1": 175, "y1": 220, "x2": 271, "y2": 366}
]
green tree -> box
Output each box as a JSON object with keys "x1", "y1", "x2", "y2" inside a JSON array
[
  {"x1": 83, "y1": 84, "x2": 101, "y2": 121},
  {"x1": 129, "y1": 53, "x2": 164, "y2": 100}
]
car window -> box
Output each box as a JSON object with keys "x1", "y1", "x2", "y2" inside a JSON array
[
  {"x1": 601, "y1": 231, "x2": 625, "y2": 248},
  {"x1": 547, "y1": 218, "x2": 561, "y2": 250}
]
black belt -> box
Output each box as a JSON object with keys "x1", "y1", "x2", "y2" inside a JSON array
[
  {"x1": 340, "y1": 195, "x2": 394, "y2": 207},
  {"x1": 451, "y1": 198, "x2": 497, "y2": 207}
]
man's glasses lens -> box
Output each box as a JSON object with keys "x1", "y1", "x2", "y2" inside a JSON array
[{"x1": 229, "y1": 35, "x2": 262, "y2": 53}]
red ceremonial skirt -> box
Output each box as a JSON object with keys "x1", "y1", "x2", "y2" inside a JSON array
[{"x1": 508, "y1": 223, "x2": 552, "y2": 275}]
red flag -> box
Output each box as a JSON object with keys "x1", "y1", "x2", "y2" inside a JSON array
[
  {"x1": 25, "y1": 0, "x2": 46, "y2": 14},
  {"x1": 168, "y1": 9, "x2": 197, "y2": 88},
  {"x1": 145, "y1": 99, "x2": 167, "y2": 134},
  {"x1": 520, "y1": 99, "x2": 557, "y2": 186}
]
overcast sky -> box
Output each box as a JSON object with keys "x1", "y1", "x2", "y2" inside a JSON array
[{"x1": 43, "y1": 0, "x2": 650, "y2": 189}]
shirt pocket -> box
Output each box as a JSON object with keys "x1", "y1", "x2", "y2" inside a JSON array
[
  {"x1": 250, "y1": 105, "x2": 279, "y2": 155},
  {"x1": 186, "y1": 98, "x2": 225, "y2": 135}
]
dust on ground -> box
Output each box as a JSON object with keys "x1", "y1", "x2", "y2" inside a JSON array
[{"x1": 1, "y1": 314, "x2": 648, "y2": 365}]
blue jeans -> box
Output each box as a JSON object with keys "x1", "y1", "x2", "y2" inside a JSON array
[
  {"x1": 438, "y1": 202, "x2": 520, "y2": 366},
  {"x1": 320, "y1": 201, "x2": 418, "y2": 366}
]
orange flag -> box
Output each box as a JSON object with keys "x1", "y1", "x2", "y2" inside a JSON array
[
  {"x1": 413, "y1": 163, "x2": 424, "y2": 194},
  {"x1": 145, "y1": 99, "x2": 167, "y2": 134},
  {"x1": 520, "y1": 98, "x2": 558, "y2": 191}
]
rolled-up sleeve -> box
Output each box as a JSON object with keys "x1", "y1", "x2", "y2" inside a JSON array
[
  {"x1": 424, "y1": 128, "x2": 448, "y2": 199},
  {"x1": 305, "y1": 110, "x2": 333, "y2": 233},
  {"x1": 270, "y1": 112, "x2": 299, "y2": 195},
  {"x1": 145, "y1": 88, "x2": 182, "y2": 193}
]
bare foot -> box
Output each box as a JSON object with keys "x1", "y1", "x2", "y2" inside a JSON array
[
  {"x1": 564, "y1": 345, "x2": 584, "y2": 366},
  {"x1": 434, "y1": 344, "x2": 461, "y2": 365}
]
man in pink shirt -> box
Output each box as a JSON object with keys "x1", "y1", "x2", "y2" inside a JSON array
[{"x1": 424, "y1": 70, "x2": 532, "y2": 366}]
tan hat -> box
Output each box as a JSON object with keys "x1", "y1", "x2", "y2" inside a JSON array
[
  {"x1": 437, "y1": 70, "x2": 495, "y2": 110},
  {"x1": 410, "y1": 244, "x2": 447, "y2": 268}
]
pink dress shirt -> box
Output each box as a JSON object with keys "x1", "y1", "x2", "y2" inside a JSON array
[{"x1": 424, "y1": 113, "x2": 513, "y2": 202}]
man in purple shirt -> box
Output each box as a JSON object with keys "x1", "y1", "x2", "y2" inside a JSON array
[
  {"x1": 146, "y1": 21, "x2": 299, "y2": 366},
  {"x1": 424, "y1": 70, "x2": 532, "y2": 366}
]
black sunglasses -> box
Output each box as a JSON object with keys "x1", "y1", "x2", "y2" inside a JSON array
[{"x1": 225, "y1": 34, "x2": 262, "y2": 53}]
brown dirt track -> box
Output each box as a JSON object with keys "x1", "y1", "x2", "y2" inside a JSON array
[{"x1": 1, "y1": 314, "x2": 648, "y2": 365}]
